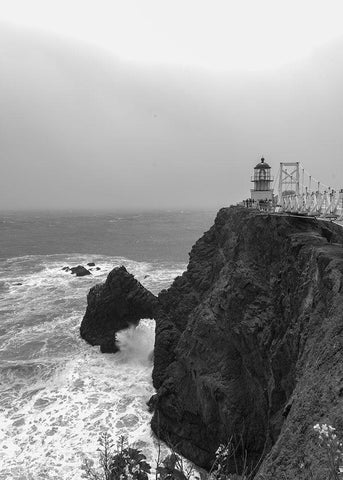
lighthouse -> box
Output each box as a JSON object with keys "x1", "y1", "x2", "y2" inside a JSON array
[{"x1": 250, "y1": 157, "x2": 274, "y2": 202}]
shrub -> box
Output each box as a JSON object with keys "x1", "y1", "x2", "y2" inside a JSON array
[
  {"x1": 157, "y1": 452, "x2": 194, "y2": 480},
  {"x1": 82, "y1": 432, "x2": 258, "y2": 480},
  {"x1": 313, "y1": 423, "x2": 343, "y2": 480},
  {"x1": 209, "y1": 435, "x2": 263, "y2": 480},
  {"x1": 82, "y1": 433, "x2": 151, "y2": 480}
]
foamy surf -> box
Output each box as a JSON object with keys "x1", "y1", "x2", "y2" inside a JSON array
[{"x1": 0, "y1": 254, "x2": 185, "y2": 480}]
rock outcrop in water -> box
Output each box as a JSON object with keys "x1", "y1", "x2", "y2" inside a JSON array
[
  {"x1": 70, "y1": 265, "x2": 91, "y2": 276},
  {"x1": 80, "y1": 266, "x2": 157, "y2": 352},
  {"x1": 150, "y1": 207, "x2": 343, "y2": 478},
  {"x1": 62, "y1": 265, "x2": 92, "y2": 276}
]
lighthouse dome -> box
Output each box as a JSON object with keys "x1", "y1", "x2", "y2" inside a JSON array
[{"x1": 254, "y1": 157, "x2": 271, "y2": 169}]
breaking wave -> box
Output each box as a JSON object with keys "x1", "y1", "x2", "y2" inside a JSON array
[{"x1": 0, "y1": 254, "x2": 184, "y2": 480}]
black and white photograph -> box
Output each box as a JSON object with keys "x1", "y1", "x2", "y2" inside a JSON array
[{"x1": 1, "y1": 1, "x2": 343, "y2": 479}]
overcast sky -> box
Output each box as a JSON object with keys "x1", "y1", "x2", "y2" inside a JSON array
[{"x1": 1, "y1": 0, "x2": 343, "y2": 210}]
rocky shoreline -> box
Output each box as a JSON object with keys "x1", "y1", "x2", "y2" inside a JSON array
[{"x1": 80, "y1": 206, "x2": 343, "y2": 478}]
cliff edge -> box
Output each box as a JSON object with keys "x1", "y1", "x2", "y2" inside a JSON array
[{"x1": 151, "y1": 206, "x2": 343, "y2": 478}]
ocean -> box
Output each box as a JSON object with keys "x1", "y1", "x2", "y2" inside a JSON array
[{"x1": 0, "y1": 210, "x2": 215, "y2": 480}]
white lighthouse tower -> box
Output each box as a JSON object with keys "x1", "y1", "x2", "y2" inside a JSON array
[{"x1": 250, "y1": 157, "x2": 274, "y2": 202}]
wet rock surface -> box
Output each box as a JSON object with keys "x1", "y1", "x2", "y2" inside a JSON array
[{"x1": 70, "y1": 265, "x2": 91, "y2": 277}]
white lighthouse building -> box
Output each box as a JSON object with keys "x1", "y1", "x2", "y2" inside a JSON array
[{"x1": 250, "y1": 157, "x2": 274, "y2": 202}]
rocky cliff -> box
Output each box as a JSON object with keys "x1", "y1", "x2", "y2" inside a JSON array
[
  {"x1": 151, "y1": 207, "x2": 343, "y2": 478},
  {"x1": 80, "y1": 207, "x2": 343, "y2": 477}
]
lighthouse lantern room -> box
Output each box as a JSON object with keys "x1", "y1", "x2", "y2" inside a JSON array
[{"x1": 250, "y1": 157, "x2": 274, "y2": 202}]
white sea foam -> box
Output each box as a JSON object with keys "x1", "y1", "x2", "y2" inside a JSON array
[
  {"x1": 0, "y1": 320, "x2": 156, "y2": 480},
  {"x1": 0, "y1": 254, "x2": 185, "y2": 480}
]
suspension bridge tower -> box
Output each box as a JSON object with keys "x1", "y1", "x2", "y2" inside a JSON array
[{"x1": 250, "y1": 157, "x2": 274, "y2": 202}]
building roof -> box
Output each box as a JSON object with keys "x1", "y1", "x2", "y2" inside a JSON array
[{"x1": 254, "y1": 157, "x2": 271, "y2": 169}]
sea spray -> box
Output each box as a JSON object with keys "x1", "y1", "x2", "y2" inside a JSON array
[
  {"x1": 0, "y1": 253, "x2": 184, "y2": 480},
  {"x1": 116, "y1": 323, "x2": 155, "y2": 366}
]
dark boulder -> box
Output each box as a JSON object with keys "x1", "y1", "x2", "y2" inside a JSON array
[
  {"x1": 80, "y1": 265, "x2": 158, "y2": 350},
  {"x1": 70, "y1": 265, "x2": 91, "y2": 277},
  {"x1": 62, "y1": 266, "x2": 70, "y2": 271},
  {"x1": 87, "y1": 262, "x2": 96, "y2": 267}
]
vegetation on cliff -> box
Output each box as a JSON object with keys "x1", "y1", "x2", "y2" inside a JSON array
[{"x1": 82, "y1": 426, "x2": 343, "y2": 479}]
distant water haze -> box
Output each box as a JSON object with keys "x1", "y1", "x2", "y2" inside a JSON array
[{"x1": 1, "y1": 24, "x2": 343, "y2": 211}]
